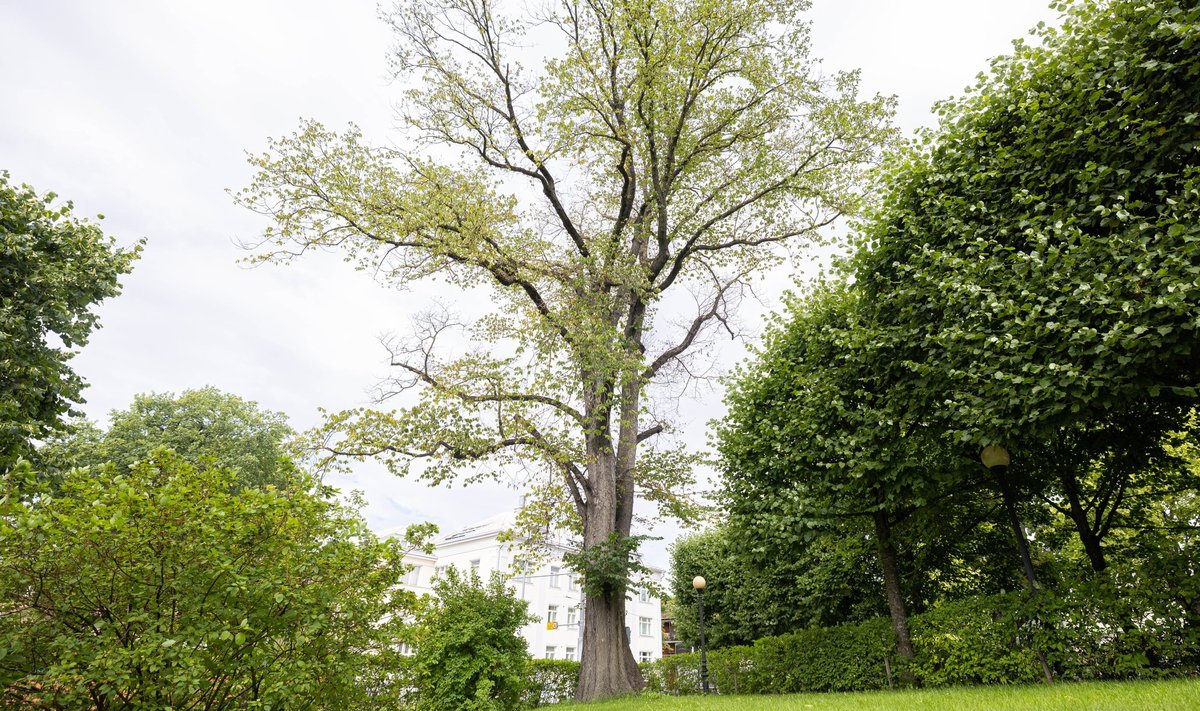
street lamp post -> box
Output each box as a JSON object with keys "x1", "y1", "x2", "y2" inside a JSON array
[
  {"x1": 692, "y1": 576, "x2": 710, "y2": 694},
  {"x1": 981, "y1": 445, "x2": 1039, "y2": 594},
  {"x1": 981, "y1": 444, "x2": 1053, "y2": 684}
]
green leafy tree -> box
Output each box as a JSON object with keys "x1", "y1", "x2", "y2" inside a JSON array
[
  {"x1": 1019, "y1": 407, "x2": 1198, "y2": 574},
  {"x1": 235, "y1": 0, "x2": 893, "y2": 698},
  {"x1": 0, "y1": 451, "x2": 431, "y2": 710},
  {"x1": 718, "y1": 282, "x2": 966, "y2": 664},
  {"x1": 42, "y1": 387, "x2": 295, "y2": 488},
  {"x1": 0, "y1": 171, "x2": 140, "y2": 471},
  {"x1": 409, "y1": 567, "x2": 533, "y2": 711},
  {"x1": 851, "y1": 0, "x2": 1200, "y2": 445},
  {"x1": 717, "y1": 0, "x2": 1200, "y2": 677}
]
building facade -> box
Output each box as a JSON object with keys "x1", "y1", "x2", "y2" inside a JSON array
[{"x1": 393, "y1": 510, "x2": 663, "y2": 663}]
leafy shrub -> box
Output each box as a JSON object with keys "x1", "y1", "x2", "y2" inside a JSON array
[
  {"x1": 909, "y1": 594, "x2": 1043, "y2": 686},
  {"x1": 409, "y1": 567, "x2": 533, "y2": 711},
  {"x1": 748, "y1": 618, "x2": 893, "y2": 693},
  {"x1": 0, "y1": 452, "x2": 421, "y2": 709},
  {"x1": 644, "y1": 619, "x2": 892, "y2": 695}
]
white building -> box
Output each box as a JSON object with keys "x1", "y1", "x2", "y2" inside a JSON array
[{"x1": 393, "y1": 510, "x2": 663, "y2": 663}]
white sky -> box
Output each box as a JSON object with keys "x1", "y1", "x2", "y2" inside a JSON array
[{"x1": 1, "y1": 0, "x2": 1060, "y2": 568}]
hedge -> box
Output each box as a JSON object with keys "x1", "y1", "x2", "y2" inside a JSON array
[
  {"x1": 642, "y1": 591, "x2": 1200, "y2": 694},
  {"x1": 524, "y1": 659, "x2": 579, "y2": 707}
]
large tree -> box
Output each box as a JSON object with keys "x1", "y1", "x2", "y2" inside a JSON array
[
  {"x1": 236, "y1": 0, "x2": 892, "y2": 698},
  {"x1": 716, "y1": 0, "x2": 1200, "y2": 678},
  {"x1": 0, "y1": 171, "x2": 140, "y2": 471},
  {"x1": 718, "y1": 282, "x2": 971, "y2": 668}
]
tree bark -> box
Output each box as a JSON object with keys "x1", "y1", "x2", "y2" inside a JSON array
[
  {"x1": 575, "y1": 404, "x2": 644, "y2": 701},
  {"x1": 995, "y1": 469, "x2": 1054, "y2": 683},
  {"x1": 872, "y1": 510, "x2": 915, "y2": 662}
]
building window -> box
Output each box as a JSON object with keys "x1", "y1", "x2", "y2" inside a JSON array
[
  {"x1": 549, "y1": 565, "x2": 561, "y2": 588},
  {"x1": 547, "y1": 605, "x2": 559, "y2": 623},
  {"x1": 566, "y1": 606, "x2": 577, "y2": 625},
  {"x1": 639, "y1": 650, "x2": 652, "y2": 663},
  {"x1": 565, "y1": 646, "x2": 576, "y2": 661},
  {"x1": 639, "y1": 617, "x2": 652, "y2": 636},
  {"x1": 639, "y1": 587, "x2": 650, "y2": 603},
  {"x1": 545, "y1": 646, "x2": 556, "y2": 660},
  {"x1": 434, "y1": 565, "x2": 447, "y2": 579},
  {"x1": 470, "y1": 559, "x2": 480, "y2": 575},
  {"x1": 403, "y1": 566, "x2": 421, "y2": 586},
  {"x1": 399, "y1": 642, "x2": 413, "y2": 656},
  {"x1": 568, "y1": 573, "x2": 579, "y2": 592}
]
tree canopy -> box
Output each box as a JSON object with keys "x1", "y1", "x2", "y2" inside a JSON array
[
  {"x1": 42, "y1": 387, "x2": 295, "y2": 488},
  {"x1": 852, "y1": 0, "x2": 1200, "y2": 443},
  {"x1": 0, "y1": 171, "x2": 140, "y2": 471},
  {"x1": 236, "y1": 0, "x2": 893, "y2": 698}
]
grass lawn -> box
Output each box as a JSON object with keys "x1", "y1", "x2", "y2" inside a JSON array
[{"x1": 571, "y1": 678, "x2": 1200, "y2": 710}]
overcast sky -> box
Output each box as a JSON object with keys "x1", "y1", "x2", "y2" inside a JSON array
[{"x1": 1, "y1": 0, "x2": 1060, "y2": 567}]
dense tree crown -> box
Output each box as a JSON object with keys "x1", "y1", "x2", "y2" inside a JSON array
[
  {"x1": 852, "y1": 0, "x2": 1200, "y2": 442},
  {"x1": 236, "y1": 0, "x2": 893, "y2": 698},
  {"x1": 0, "y1": 171, "x2": 140, "y2": 471},
  {"x1": 42, "y1": 387, "x2": 295, "y2": 488}
]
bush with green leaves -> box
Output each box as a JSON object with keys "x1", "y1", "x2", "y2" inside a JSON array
[
  {"x1": 0, "y1": 451, "x2": 427, "y2": 709},
  {"x1": 409, "y1": 567, "x2": 534, "y2": 711},
  {"x1": 524, "y1": 659, "x2": 580, "y2": 707},
  {"x1": 642, "y1": 588, "x2": 1200, "y2": 694}
]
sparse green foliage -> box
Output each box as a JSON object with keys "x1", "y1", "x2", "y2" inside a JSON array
[
  {"x1": 564, "y1": 531, "x2": 655, "y2": 598},
  {"x1": 236, "y1": 0, "x2": 894, "y2": 698},
  {"x1": 409, "y1": 567, "x2": 534, "y2": 711},
  {"x1": 0, "y1": 451, "x2": 425, "y2": 710},
  {"x1": 0, "y1": 171, "x2": 141, "y2": 471}
]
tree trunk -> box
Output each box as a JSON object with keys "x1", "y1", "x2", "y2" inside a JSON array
[
  {"x1": 575, "y1": 431, "x2": 644, "y2": 700},
  {"x1": 872, "y1": 510, "x2": 915, "y2": 662},
  {"x1": 1057, "y1": 469, "x2": 1107, "y2": 572}
]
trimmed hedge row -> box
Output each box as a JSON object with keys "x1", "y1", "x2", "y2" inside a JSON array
[
  {"x1": 524, "y1": 659, "x2": 579, "y2": 707},
  {"x1": 642, "y1": 591, "x2": 1200, "y2": 694}
]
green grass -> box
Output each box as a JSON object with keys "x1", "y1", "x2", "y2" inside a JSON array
[{"x1": 571, "y1": 678, "x2": 1200, "y2": 710}]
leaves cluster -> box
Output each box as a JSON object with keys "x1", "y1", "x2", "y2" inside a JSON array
[
  {"x1": 853, "y1": 0, "x2": 1200, "y2": 443},
  {"x1": 0, "y1": 171, "x2": 141, "y2": 470},
  {"x1": 40, "y1": 387, "x2": 295, "y2": 489}
]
